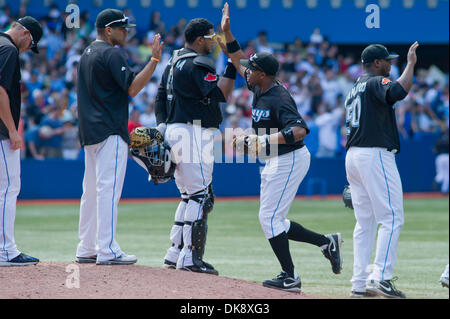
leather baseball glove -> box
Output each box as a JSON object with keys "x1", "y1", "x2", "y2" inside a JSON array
[
  {"x1": 232, "y1": 134, "x2": 269, "y2": 157},
  {"x1": 129, "y1": 127, "x2": 164, "y2": 149}
]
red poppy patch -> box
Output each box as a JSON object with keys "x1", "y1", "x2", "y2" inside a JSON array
[
  {"x1": 381, "y1": 78, "x2": 392, "y2": 85},
  {"x1": 204, "y1": 73, "x2": 218, "y2": 82}
]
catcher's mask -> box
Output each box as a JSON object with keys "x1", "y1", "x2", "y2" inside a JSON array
[{"x1": 131, "y1": 140, "x2": 176, "y2": 185}]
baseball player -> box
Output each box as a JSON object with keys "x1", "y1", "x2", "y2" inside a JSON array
[
  {"x1": 76, "y1": 9, "x2": 163, "y2": 265},
  {"x1": 221, "y1": 3, "x2": 342, "y2": 292},
  {"x1": 0, "y1": 17, "x2": 42, "y2": 267},
  {"x1": 155, "y1": 17, "x2": 237, "y2": 275},
  {"x1": 344, "y1": 42, "x2": 419, "y2": 298}
]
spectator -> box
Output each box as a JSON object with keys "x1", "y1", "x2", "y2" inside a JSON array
[
  {"x1": 61, "y1": 115, "x2": 80, "y2": 160},
  {"x1": 128, "y1": 108, "x2": 142, "y2": 134},
  {"x1": 39, "y1": 107, "x2": 64, "y2": 158},
  {"x1": 314, "y1": 102, "x2": 343, "y2": 157},
  {"x1": 321, "y1": 69, "x2": 341, "y2": 108},
  {"x1": 149, "y1": 10, "x2": 165, "y2": 34},
  {"x1": 24, "y1": 125, "x2": 45, "y2": 160},
  {"x1": 139, "y1": 103, "x2": 157, "y2": 128},
  {"x1": 255, "y1": 31, "x2": 274, "y2": 54},
  {"x1": 310, "y1": 27, "x2": 323, "y2": 46}
]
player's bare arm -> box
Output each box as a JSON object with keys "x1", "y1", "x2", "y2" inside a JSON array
[
  {"x1": 396, "y1": 41, "x2": 419, "y2": 93},
  {"x1": 0, "y1": 85, "x2": 21, "y2": 150},
  {"x1": 128, "y1": 34, "x2": 164, "y2": 97},
  {"x1": 219, "y1": 2, "x2": 247, "y2": 78}
]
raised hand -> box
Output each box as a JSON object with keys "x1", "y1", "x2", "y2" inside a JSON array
[
  {"x1": 407, "y1": 41, "x2": 419, "y2": 65},
  {"x1": 151, "y1": 33, "x2": 164, "y2": 61},
  {"x1": 221, "y1": 2, "x2": 230, "y2": 33}
]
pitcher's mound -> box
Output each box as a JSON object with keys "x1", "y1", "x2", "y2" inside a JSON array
[{"x1": 0, "y1": 262, "x2": 321, "y2": 299}]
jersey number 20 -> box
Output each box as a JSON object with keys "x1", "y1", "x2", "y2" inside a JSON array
[{"x1": 345, "y1": 96, "x2": 361, "y2": 135}]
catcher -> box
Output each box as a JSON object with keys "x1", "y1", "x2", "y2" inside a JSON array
[{"x1": 220, "y1": 3, "x2": 344, "y2": 293}]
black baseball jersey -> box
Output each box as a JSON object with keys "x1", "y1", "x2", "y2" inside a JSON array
[
  {"x1": 248, "y1": 82, "x2": 309, "y2": 157},
  {"x1": 77, "y1": 40, "x2": 136, "y2": 147},
  {"x1": 155, "y1": 48, "x2": 225, "y2": 129},
  {"x1": 0, "y1": 33, "x2": 21, "y2": 141},
  {"x1": 345, "y1": 74, "x2": 401, "y2": 153}
]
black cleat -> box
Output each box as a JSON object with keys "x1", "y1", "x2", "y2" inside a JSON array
[
  {"x1": 322, "y1": 233, "x2": 343, "y2": 274},
  {"x1": 350, "y1": 290, "x2": 377, "y2": 298},
  {"x1": 163, "y1": 259, "x2": 176, "y2": 269},
  {"x1": 262, "y1": 271, "x2": 301, "y2": 293},
  {"x1": 75, "y1": 255, "x2": 97, "y2": 264},
  {"x1": 366, "y1": 277, "x2": 406, "y2": 298},
  {"x1": 180, "y1": 260, "x2": 219, "y2": 275},
  {"x1": 0, "y1": 253, "x2": 39, "y2": 267}
]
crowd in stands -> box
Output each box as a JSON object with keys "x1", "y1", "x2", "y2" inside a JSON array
[{"x1": 1, "y1": 4, "x2": 448, "y2": 161}]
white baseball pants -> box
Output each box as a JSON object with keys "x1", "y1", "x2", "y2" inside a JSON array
[
  {"x1": 76, "y1": 135, "x2": 128, "y2": 262},
  {"x1": 259, "y1": 147, "x2": 311, "y2": 239},
  {"x1": 163, "y1": 123, "x2": 215, "y2": 268},
  {"x1": 0, "y1": 140, "x2": 21, "y2": 262},
  {"x1": 346, "y1": 147, "x2": 404, "y2": 292}
]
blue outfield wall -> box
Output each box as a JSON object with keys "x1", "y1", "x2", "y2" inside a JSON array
[
  {"x1": 6, "y1": 0, "x2": 449, "y2": 44},
  {"x1": 18, "y1": 133, "x2": 440, "y2": 199}
]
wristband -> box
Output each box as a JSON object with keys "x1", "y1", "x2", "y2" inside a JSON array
[
  {"x1": 151, "y1": 57, "x2": 160, "y2": 62},
  {"x1": 281, "y1": 127, "x2": 295, "y2": 145},
  {"x1": 223, "y1": 61, "x2": 237, "y2": 80},
  {"x1": 226, "y1": 40, "x2": 241, "y2": 54}
]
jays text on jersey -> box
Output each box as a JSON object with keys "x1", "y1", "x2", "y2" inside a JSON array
[{"x1": 248, "y1": 82, "x2": 309, "y2": 157}]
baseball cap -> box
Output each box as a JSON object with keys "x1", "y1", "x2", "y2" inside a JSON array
[
  {"x1": 17, "y1": 16, "x2": 43, "y2": 54},
  {"x1": 361, "y1": 44, "x2": 399, "y2": 64},
  {"x1": 240, "y1": 52, "x2": 279, "y2": 76},
  {"x1": 95, "y1": 9, "x2": 136, "y2": 29}
]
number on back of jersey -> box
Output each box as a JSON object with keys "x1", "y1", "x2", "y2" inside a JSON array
[{"x1": 345, "y1": 95, "x2": 361, "y2": 135}]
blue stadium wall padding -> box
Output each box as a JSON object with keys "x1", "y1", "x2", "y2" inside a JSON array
[
  {"x1": 18, "y1": 134, "x2": 440, "y2": 199},
  {"x1": 7, "y1": 0, "x2": 449, "y2": 44}
]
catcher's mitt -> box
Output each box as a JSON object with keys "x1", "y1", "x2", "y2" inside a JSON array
[
  {"x1": 232, "y1": 134, "x2": 268, "y2": 157},
  {"x1": 342, "y1": 185, "x2": 353, "y2": 209},
  {"x1": 129, "y1": 126, "x2": 164, "y2": 149}
]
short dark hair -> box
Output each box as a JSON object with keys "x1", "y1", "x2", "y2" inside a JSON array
[
  {"x1": 184, "y1": 18, "x2": 213, "y2": 44},
  {"x1": 97, "y1": 28, "x2": 106, "y2": 37}
]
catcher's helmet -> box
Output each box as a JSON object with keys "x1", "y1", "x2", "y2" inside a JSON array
[
  {"x1": 131, "y1": 139, "x2": 176, "y2": 185},
  {"x1": 342, "y1": 185, "x2": 353, "y2": 209}
]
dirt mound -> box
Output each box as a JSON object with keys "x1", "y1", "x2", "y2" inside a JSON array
[{"x1": 0, "y1": 262, "x2": 320, "y2": 299}]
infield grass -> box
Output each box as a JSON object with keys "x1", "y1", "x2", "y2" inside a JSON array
[{"x1": 14, "y1": 197, "x2": 449, "y2": 299}]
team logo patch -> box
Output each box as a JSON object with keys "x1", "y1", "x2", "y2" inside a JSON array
[
  {"x1": 381, "y1": 78, "x2": 392, "y2": 85},
  {"x1": 252, "y1": 108, "x2": 271, "y2": 122},
  {"x1": 204, "y1": 73, "x2": 218, "y2": 82}
]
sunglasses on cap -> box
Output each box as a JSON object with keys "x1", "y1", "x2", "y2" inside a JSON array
[
  {"x1": 203, "y1": 32, "x2": 216, "y2": 40},
  {"x1": 249, "y1": 55, "x2": 264, "y2": 72},
  {"x1": 105, "y1": 17, "x2": 129, "y2": 28}
]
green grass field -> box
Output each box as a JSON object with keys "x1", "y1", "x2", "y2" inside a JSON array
[{"x1": 14, "y1": 197, "x2": 449, "y2": 299}]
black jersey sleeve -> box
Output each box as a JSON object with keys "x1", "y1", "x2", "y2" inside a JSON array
[
  {"x1": 192, "y1": 66, "x2": 226, "y2": 102},
  {"x1": 277, "y1": 102, "x2": 310, "y2": 133},
  {"x1": 106, "y1": 49, "x2": 136, "y2": 92},
  {"x1": 370, "y1": 76, "x2": 396, "y2": 106},
  {"x1": 0, "y1": 46, "x2": 18, "y2": 92},
  {"x1": 155, "y1": 64, "x2": 170, "y2": 125}
]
